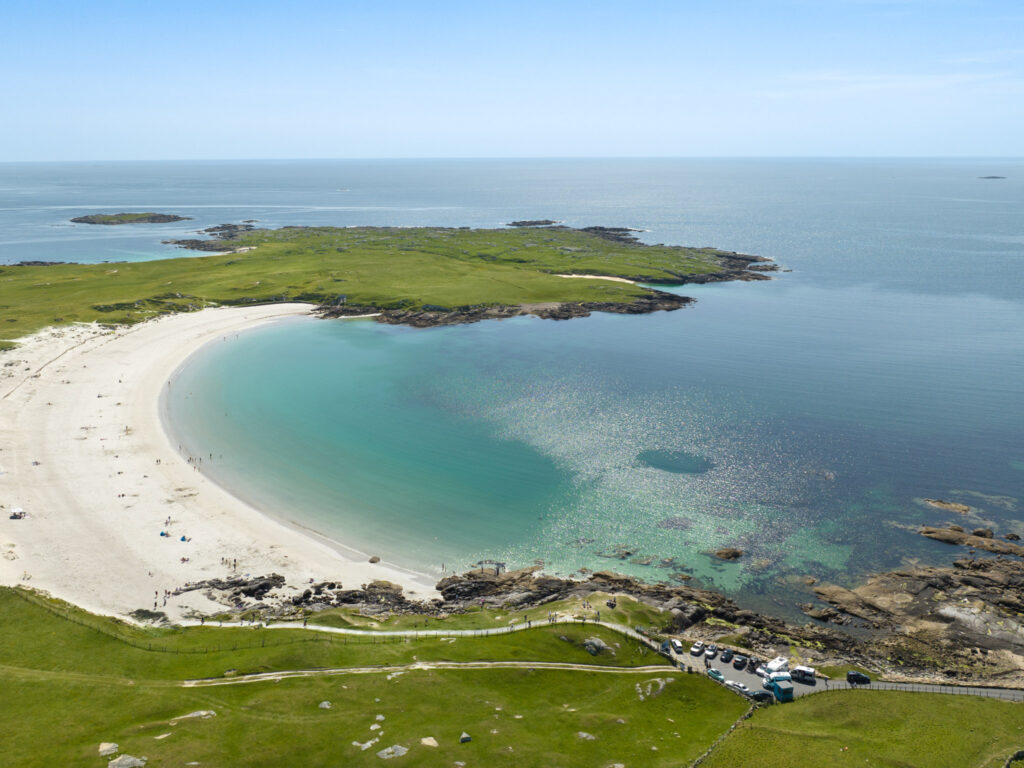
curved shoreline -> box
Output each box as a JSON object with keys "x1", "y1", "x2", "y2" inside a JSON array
[{"x1": 0, "y1": 304, "x2": 438, "y2": 622}]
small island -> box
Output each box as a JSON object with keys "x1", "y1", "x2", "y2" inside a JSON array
[{"x1": 70, "y1": 212, "x2": 192, "y2": 225}]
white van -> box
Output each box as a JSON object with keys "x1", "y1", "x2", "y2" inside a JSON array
[
  {"x1": 766, "y1": 656, "x2": 789, "y2": 675},
  {"x1": 791, "y1": 665, "x2": 816, "y2": 682}
]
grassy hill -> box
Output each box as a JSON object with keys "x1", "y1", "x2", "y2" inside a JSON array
[
  {"x1": 1, "y1": 587, "x2": 1020, "y2": 766},
  {"x1": 0, "y1": 588, "x2": 744, "y2": 766},
  {"x1": 0, "y1": 225, "x2": 755, "y2": 344}
]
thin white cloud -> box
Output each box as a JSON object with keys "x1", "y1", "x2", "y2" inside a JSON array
[
  {"x1": 755, "y1": 70, "x2": 1011, "y2": 99},
  {"x1": 947, "y1": 48, "x2": 1024, "y2": 65}
]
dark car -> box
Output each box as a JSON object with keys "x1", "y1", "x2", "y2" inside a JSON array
[
  {"x1": 733, "y1": 654, "x2": 748, "y2": 670},
  {"x1": 846, "y1": 670, "x2": 871, "y2": 685},
  {"x1": 746, "y1": 657, "x2": 762, "y2": 672},
  {"x1": 720, "y1": 648, "x2": 734, "y2": 663},
  {"x1": 747, "y1": 690, "x2": 774, "y2": 703}
]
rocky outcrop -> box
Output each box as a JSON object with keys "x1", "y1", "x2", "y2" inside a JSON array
[
  {"x1": 808, "y1": 557, "x2": 1024, "y2": 683},
  {"x1": 507, "y1": 220, "x2": 560, "y2": 227},
  {"x1": 318, "y1": 291, "x2": 694, "y2": 328},
  {"x1": 172, "y1": 573, "x2": 285, "y2": 603},
  {"x1": 920, "y1": 526, "x2": 1024, "y2": 557},
  {"x1": 163, "y1": 223, "x2": 258, "y2": 251}
]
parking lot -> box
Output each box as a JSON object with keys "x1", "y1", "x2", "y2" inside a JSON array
[
  {"x1": 665, "y1": 643, "x2": 1024, "y2": 703},
  {"x1": 671, "y1": 646, "x2": 827, "y2": 700}
]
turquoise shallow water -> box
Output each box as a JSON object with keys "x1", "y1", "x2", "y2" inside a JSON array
[
  {"x1": 4, "y1": 159, "x2": 1023, "y2": 618},
  {"x1": 166, "y1": 280, "x2": 1024, "y2": 617}
]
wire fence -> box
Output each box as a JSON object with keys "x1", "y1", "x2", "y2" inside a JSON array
[{"x1": 798, "y1": 679, "x2": 1024, "y2": 703}]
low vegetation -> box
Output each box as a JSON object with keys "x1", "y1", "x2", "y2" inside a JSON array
[
  {"x1": 702, "y1": 690, "x2": 1023, "y2": 768},
  {"x1": 0, "y1": 225, "x2": 744, "y2": 342},
  {"x1": 0, "y1": 588, "x2": 743, "y2": 766},
  {"x1": 1, "y1": 588, "x2": 1020, "y2": 766}
]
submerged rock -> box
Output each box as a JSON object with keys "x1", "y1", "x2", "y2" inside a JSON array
[
  {"x1": 713, "y1": 548, "x2": 744, "y2": 560},
  {"x1": 922, "y1": 498, "x2": 971, "y2": 514}
]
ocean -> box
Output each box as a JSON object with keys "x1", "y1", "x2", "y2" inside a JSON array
[{"x1": 3, "y1": 158, "x2": 1022, "y2": 618}]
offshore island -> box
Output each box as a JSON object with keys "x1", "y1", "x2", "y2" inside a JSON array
[{"x1": 2, "y1": 219, "x2": 1022, "y2": 766}]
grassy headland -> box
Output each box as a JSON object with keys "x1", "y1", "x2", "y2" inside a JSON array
[{"x1": 0, "y1": 225, "x2": 769, "y2": 343}]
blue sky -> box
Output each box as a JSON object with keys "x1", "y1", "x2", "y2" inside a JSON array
[{"x1": 2, "y1": 0, "x2": 1022, "y2": 159}]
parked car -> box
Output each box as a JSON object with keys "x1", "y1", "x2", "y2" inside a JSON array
[
  {"x1": 846, "y1": 670, "x2": 871, "y2": 685},
  {"x1": 754, "y1": 665, "x2": 768, "y2": 678},
  {"x1": 733, "y1": 654, "x2": 748, "y2": 670},
  {"x1": 726, "y1": 680, "x2": 750, "y2": 694},
  {"x1": 747, "y1": 690, "x2": 774, "y2": 703},
  {"x1": 721, "y1": 648, "x2": 734, "y2": 663},
  {"x1": 690, "y1": 641, "x2": 705, "y2": 656},
  {"x1": 704, "y1": 644, "x2": 719, "y2": 659},
  {"x1": 670, "y1": 638, "x2": 685, "y2": 655},
  {"x1": 746, "y1": 657, "x2": 763, "y2": 672},
  {"x1": 707, "y1": 668, "x2": 724, "y2": 682}
]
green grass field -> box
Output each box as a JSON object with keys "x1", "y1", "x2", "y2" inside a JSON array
[
  {"x1": 2, "y1": 587, "x2": 1021, "y2": 766},
  {"x1": 0, "y1": 587, "x2": 745, "y2": 766},
  {"x1": 701, "y1": 690, "x2": 1023, "y2": 768},
  {"x1": 0, "y1": 225, "x2": 741, "y2": 343}
]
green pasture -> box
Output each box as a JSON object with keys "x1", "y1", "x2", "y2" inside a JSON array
[{"x1": 0, "y1": 225, "x2": 736, "y2": 342}]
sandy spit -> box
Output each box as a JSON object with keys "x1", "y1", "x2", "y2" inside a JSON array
[
  {"x1": 554, "y1": 274, "x2": 636, "y2": 284},
  {"x1": 0, "y1": 304, "x2": 437, "y2": 621}
]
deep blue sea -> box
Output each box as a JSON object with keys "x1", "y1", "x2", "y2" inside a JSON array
[{"x1": 2, "y1": 159, "x2": 1022, "y2": 617}]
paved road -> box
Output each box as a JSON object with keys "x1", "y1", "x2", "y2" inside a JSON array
[{"x1": 670, "y1": 646, "x2": 1024, "y2": 703}]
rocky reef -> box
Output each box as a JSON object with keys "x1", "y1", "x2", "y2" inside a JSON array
[{"x1": 163, "y1": 223, "x2": 257, "y2": 251}]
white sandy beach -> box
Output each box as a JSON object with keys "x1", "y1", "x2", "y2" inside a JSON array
[
  {"x1": 0, "y1": 304, "x2": 438, "y2": 621},
  {"x1": 555, "y1": 273, "x2": 636, "y2": 284}
]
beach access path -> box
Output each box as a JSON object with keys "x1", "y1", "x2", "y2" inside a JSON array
[{"x1": 0, "y1": 305, "x2": 438, "y2": 622}]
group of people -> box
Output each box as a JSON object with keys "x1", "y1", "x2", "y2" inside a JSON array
[{"x1": 158, "y1": 530, "x2": 190, "y2": 542}]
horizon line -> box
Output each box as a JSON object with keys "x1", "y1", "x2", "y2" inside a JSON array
[{"x1": 1, "y1": 155, "x2": 1022, "y2": 164}]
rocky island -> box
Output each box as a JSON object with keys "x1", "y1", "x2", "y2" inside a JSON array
[{"x1": 70, "y1": 212, "x2": 192, "y2": 224}]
